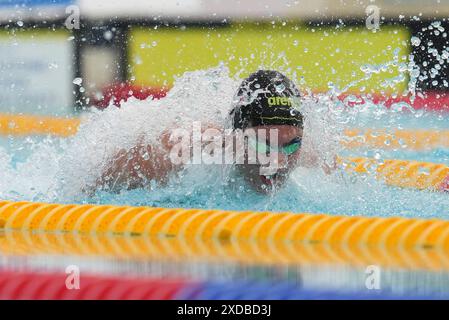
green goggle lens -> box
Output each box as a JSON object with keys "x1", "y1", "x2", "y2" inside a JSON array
[
  {"x1": 282, "y1": 140, "x2": 302, "y2": 155},
  {"x1": 248, "y1": 137, "x2": 302, "y2": 155}
]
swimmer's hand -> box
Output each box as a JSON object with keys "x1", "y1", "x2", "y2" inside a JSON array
[
  {"x1": 299, "y1": 150, "x2": 337, "y2": 175},
  {"x1": 322, "y1": 157, "x2": 338, "y2": 175}
]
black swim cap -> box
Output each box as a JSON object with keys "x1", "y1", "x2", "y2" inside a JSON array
[{"x1": 229, "y1": 70, "x2": 304, "y2": 130}]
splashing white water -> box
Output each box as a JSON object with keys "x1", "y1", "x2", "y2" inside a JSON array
[
  {"x1": 0, "y1": 66, "x2": 341, "y2": 203},
  {"x1": 57, "y1": 66, "x2": 341, "y2": 201}
]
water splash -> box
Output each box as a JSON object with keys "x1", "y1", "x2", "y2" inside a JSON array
[{"x1": 0, "y1": 66, "x2": 448, "y2": 219}]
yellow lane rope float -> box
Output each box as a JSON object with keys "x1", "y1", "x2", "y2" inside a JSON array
[
  {"x1": 342, "y1": 128, "x2": 449, "y2": 150},
  {"x1": 1, "y1": 113, "x2": 449, "y2": 151},
  {"x1": 1, "y1": 231, "x2": 448, "y2": 271},
  {"x1": 0, "y1": 113, "x2": 80, "y2": 137},
  {"x1": 1, "y1": 201, "x2": 449, "y2": 250},
  {"x1": 340, "y1": 156, "x2": 449, "y2": 191}
]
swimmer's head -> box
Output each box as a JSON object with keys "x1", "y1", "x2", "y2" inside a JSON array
[{"x1": 229, "y1": 70, "x2": 304, "y2": 193}]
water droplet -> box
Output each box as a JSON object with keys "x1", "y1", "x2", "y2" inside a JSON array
[
  {"x1": 103, "y1": 30, "x2": 113, "y2": 41},
  {"x1": 411, "y1": 36, "x2": 421, "y2": 46},
  {"x1": 275, "y1": 83, "x2": 285, "y2": 93},
  {"x1": 73, "y1": 77, "x2": 83, "y2": 85}
]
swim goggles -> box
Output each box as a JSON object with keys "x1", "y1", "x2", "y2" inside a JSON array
[{"x1": 247, "y1": 136, "x2": 302, "y2": 156}]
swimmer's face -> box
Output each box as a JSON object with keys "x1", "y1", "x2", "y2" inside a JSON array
[{"x1": 236, "y1": 125, "x2": 303, "y2": 193}]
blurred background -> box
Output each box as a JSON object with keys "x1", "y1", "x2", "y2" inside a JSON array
[{"x1": 1, "y1": 0, "x2": 448, "y2": 116}]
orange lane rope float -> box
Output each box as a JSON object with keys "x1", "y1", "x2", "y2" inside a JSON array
[
  {"x1": 339, "y1": 156, "x2": 449, "y2": 191},
  {"x1": 1, "y1": 230, "x2": 448, "y2": 271},
  {"x1": 0, "y1": 113, "x2": 80, "y2": 137},
  {"x1": 342, "y1": 128, "x2": 449, "y2": 150},
  {"x1": 1, "y1": 201, "x2": 449, "y2": 250}
]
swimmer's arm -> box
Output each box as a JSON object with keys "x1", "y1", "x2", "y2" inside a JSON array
[
  {"x1": 94, "y1": 124, "x2": 221, "y2": 192},
  {"x1": 95, "y1": 134, "x2": 180, "y2": 192}
]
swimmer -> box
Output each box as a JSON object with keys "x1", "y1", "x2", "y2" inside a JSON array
[{"x1": 95, "y1": 70, "x2": 333, "y2": 194}]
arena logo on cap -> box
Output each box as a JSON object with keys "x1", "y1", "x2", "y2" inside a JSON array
[{"x1": 267, "y1": 96, "x2": 292, "y2": 107}]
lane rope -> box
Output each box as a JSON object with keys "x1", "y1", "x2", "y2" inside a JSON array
[
  {"x1": 1, "y1": 201, "x2": 449, "y2": 250},
  {"x1": 338, "y1": 156, "x2": 449, "y2": 191}
]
